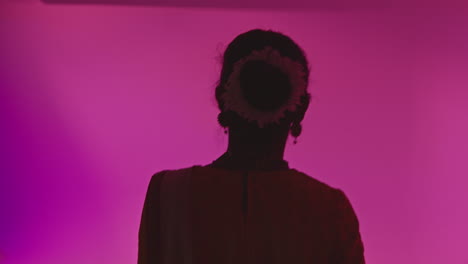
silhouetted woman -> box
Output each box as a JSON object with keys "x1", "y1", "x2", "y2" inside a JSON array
[{"x1": 138, "y1": 29, "x2": 365, "y2": 264}]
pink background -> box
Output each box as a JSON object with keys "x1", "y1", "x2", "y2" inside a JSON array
[{"x1": 1, "y1": 2, "x2": 467, "y2": 264}]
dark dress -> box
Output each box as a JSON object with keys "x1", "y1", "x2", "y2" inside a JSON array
[{"x1": 138, "y1": 156, "x2": 365, "y2": 264}]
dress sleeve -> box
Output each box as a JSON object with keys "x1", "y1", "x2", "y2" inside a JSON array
[
  {"x1": 138, "y1": 171, "x2": 166, "y2": 264},
  {"x1": 330, "y1": 189, "x2": 366, "y2": 264}
]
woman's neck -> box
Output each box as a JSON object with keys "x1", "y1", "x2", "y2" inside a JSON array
[
  {"x1": 226, "y1": 141, "x2": 285, "y2": 162},
  {"x1": 215, "y1": 125, "x2": 289, "y2": 169}
]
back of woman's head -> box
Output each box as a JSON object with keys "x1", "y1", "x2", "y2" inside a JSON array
[{"x1": 216, "y1": 29, "x2": 311, "y2": 129}]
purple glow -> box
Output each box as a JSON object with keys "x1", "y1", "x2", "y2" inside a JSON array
[{"x1": 1, "y1": 3, "x2": 467, "y2": 264}]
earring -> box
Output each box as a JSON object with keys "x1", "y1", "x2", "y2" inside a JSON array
[
  {"x1": 290, "y1": 122, "x2": 302, "y2": 144},
  {"x1": 218, "y1": 112, "x2": 230, "y2": 134}
]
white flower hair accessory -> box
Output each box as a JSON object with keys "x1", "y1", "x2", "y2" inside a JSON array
[{"x1": 221, "y1": 46, "x2": 307, "y2": 128}]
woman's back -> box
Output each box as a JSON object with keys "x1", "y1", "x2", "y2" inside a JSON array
[{"x1": 138, "y1": 164, "x2": 365, "y2": 264}]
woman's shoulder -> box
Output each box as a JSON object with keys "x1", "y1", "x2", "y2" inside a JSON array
[
  {"x1": 151, "y1": 165, "x2": 336, "y2": 187},
  {"x1": 149, "y1": 165, "x2": 197, "y2": 178},
  {"x1": 288, "y1": 168, "x2": 342, "y2": 195},
  {"x1": 289, "y1": 169, "x2": 358, "y2": 222},
  {"x1": 147, "y1": 166, "x2": 194, "y2": 185},
  {"x1": 149, "y1": 165, "x2": 347, "y2": 200}
]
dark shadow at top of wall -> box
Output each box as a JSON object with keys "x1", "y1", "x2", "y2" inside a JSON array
[{"x1": 40, "y1": 0, "x2": 395, "y2": 10}]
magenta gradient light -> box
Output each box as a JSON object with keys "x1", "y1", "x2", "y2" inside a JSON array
[{"x1": 1, "y1": 3, "x2": 468, "y2": 264}]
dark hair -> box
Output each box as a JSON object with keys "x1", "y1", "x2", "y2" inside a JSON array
[{"x1": 216, "y1": 29, "x2": 311, "y2": 128}]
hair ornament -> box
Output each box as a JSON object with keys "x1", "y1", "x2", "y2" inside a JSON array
[{"x1": 221, "y1": 46, "x2": 307, "y2": 128}]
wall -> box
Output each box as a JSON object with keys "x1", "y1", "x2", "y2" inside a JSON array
[{"x1": 1, "y1": 2, "x2": 467, "y2": 263}]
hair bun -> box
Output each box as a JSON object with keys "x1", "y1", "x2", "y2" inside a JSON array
[{"x1": 239, "y1": 60, "x2": 292, "y2": 112}]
